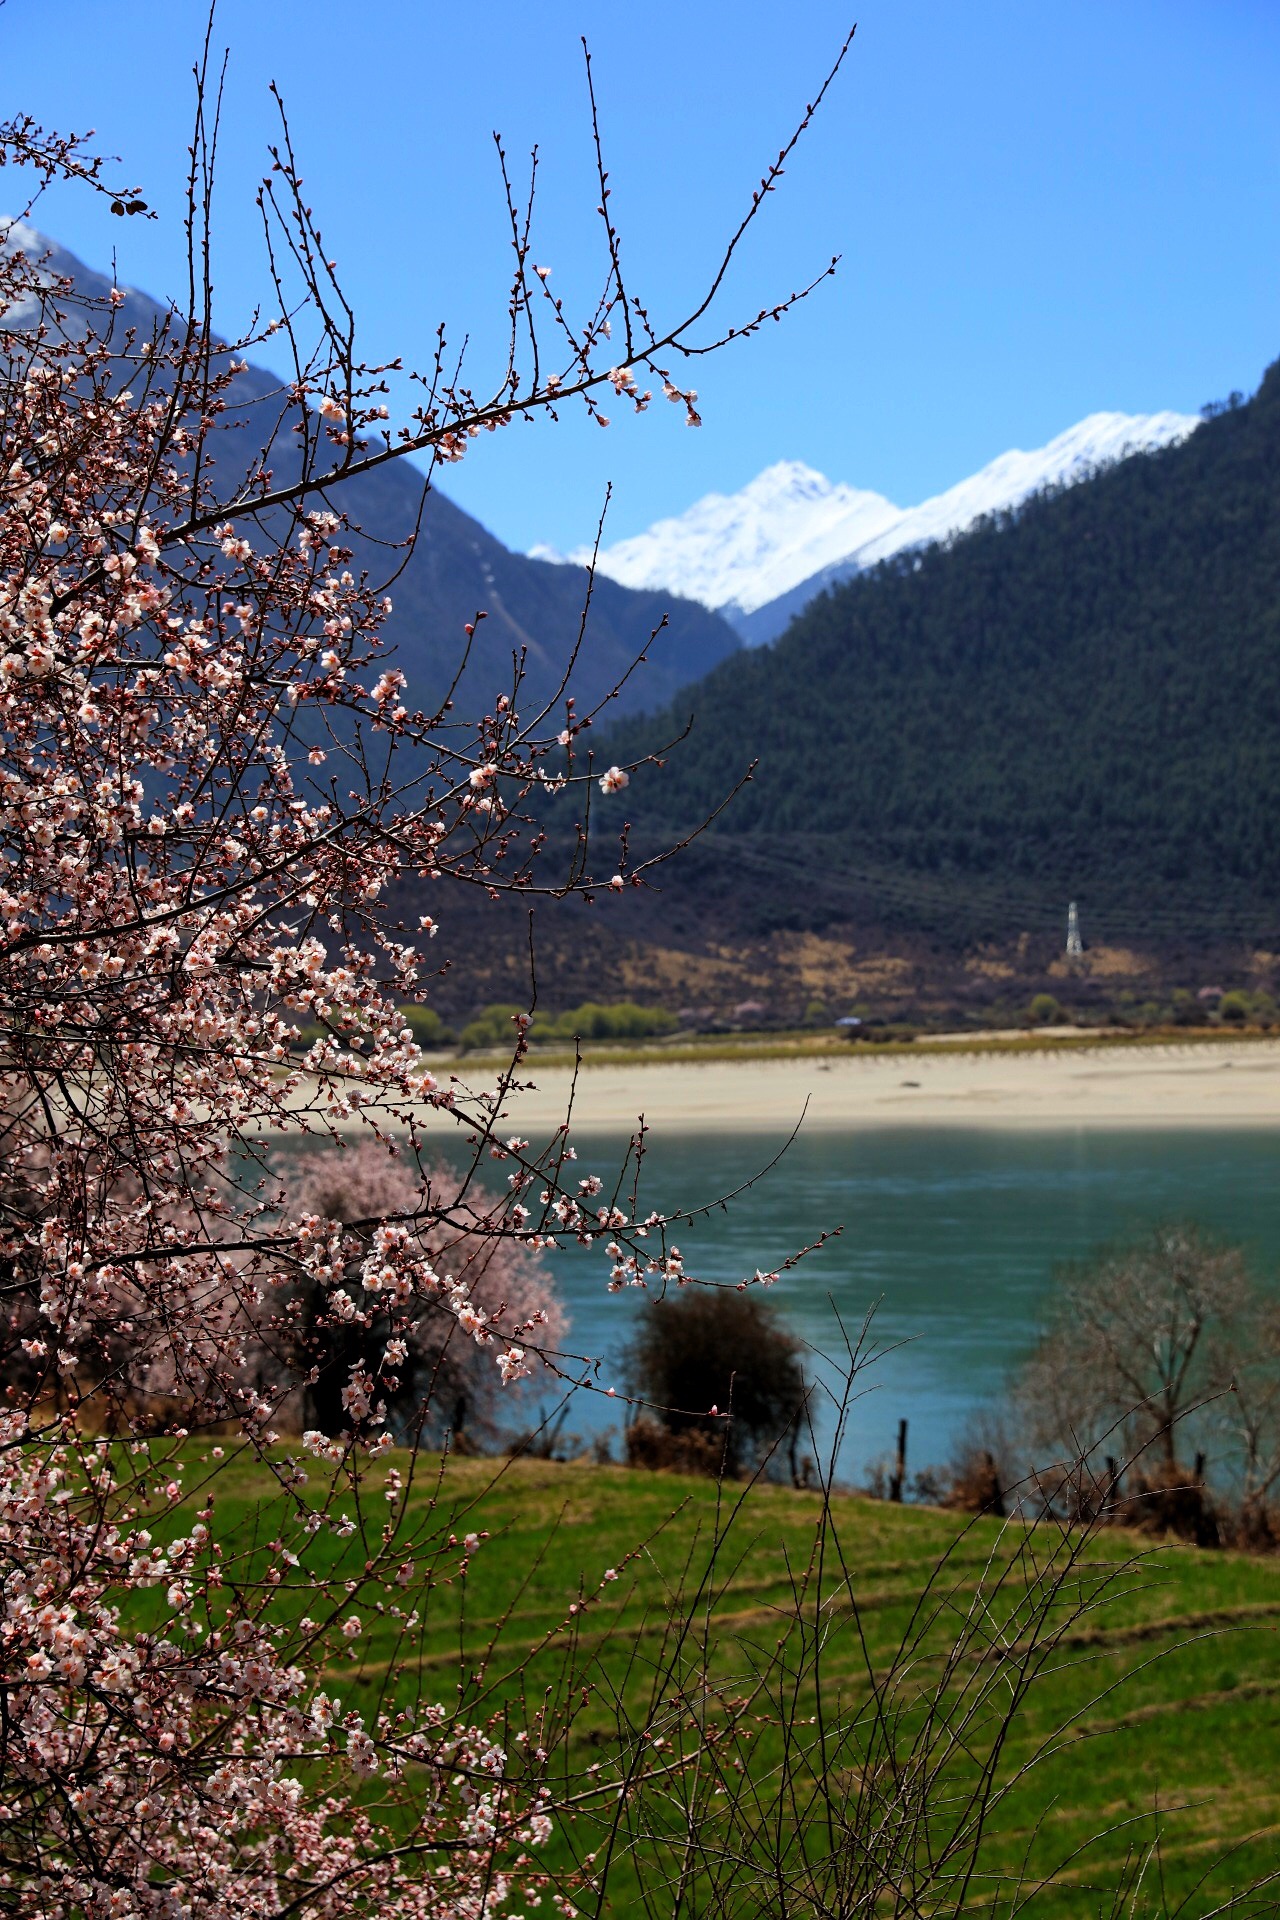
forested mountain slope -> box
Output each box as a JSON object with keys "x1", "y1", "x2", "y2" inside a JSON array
[
  {"x1": 321, "y1": 462, "x2": 742, "y2": 721},
  {"x1": 606, "y1": 361, "x2": 1280, "y2": 954}
]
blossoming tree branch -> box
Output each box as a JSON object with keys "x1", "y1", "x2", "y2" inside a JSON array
[{"x1": 0, "y1": 26, "x2": 850, "y2": 1917}]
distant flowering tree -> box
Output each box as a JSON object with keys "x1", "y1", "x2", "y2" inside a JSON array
[
  {"x1": 269, "y1": 1140, "x2": 567, "y2": 1442},
  {"x1": 0, "y1": 29, "x2": 853, "y2": 1917}
]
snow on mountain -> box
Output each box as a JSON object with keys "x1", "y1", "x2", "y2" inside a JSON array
[
  {"x1": 0, "y1": 215, "x2": 160, "y2": 339},
  {"x1": 538, "y1": 461, "x2": 901, "y2": 616},
  {"x1": 0, "y1": 217, "x2": 82, "y2": 328},
  {"x1": 536, "y1": 409, "x2": 1200, "y2": 645},
  {"x1": 841, "y1": 410, "x2": 1199, "y2": 581}
]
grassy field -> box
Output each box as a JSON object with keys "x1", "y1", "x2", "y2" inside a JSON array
[
  {"x1": 152, "y1": 1446, "x2": 1280, "y2": 1915},
  {"x1": 431, "y1": 1025, "x2": 1280, "y2": 1072}
]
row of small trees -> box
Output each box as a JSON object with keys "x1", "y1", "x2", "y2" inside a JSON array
[{"x1": 456, "y1": 998, "x2": 679, "y2": 1051}]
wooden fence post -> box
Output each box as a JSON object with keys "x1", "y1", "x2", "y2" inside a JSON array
[{"x1": 889, "y1": 1418, "x2": 908, "y2": 1502}]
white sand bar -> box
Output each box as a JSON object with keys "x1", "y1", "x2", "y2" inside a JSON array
[{"x1": 409, "y1": 1039, "x2": 1280, "y2": 1137}]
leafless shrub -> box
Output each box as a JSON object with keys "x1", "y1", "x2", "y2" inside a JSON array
[
  {"x1": 943, "y1": 1445, "x2": 1007, "y2": 1517},
  {"x1": 1123, "y1": 1457, "x2": 1222, "y2": 1547},
  {"x1": 621, "y1": 1287, "x2": 812, "y2": 1480},
  {"x1": 624, "y1": 1412, "x2": 729, "y2": 1476}
]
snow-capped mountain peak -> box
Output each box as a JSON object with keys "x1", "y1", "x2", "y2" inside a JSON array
[
  {"x1": 548, "y1": 459, "x2": 899, "y2": 617},
  {"x1": 869, "y1": 411, "x2": 1199, "y2": 577},
  {"x1": 534, "y1": 407, "x2": 1200, "y2": 643}
]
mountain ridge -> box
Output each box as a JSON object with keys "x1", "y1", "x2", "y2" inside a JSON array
[
  {"x1": 536, "y1": 409, "x2": 1201, "y2": 645},
  {"x1": 0, "y1": 217, "x2": 742, "y2": 720}
]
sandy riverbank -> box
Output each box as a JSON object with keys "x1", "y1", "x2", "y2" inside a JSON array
[{"x1": 399, "y1": 1037, "x2": 1280, "y2": 1136}]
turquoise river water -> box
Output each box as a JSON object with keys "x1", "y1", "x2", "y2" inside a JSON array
[{"x1": 539, "y1": 1127, "x2": 1280, "y2": 1477}]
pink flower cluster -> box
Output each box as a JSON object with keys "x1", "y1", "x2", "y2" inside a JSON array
[
  {"x1": 0, "y1": 202, "x2": 636, "y2": 1916},
  {"x1": 0, "y1": 1410, "x2": 563, "y2": 1916}
]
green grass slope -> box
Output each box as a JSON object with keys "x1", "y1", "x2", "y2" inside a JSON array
[{"x1": 142, "y1": 1448, "x2": 1280, "y2": 1914}]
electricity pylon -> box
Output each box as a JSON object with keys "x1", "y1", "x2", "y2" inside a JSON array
[{"x1": 1066, "y1": 900, "x2": 1083, "y2": 956}]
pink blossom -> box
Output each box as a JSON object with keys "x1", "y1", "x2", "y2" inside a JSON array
[{"x1": 0, "y1": 71, "x2": 817, "y2": 1916}]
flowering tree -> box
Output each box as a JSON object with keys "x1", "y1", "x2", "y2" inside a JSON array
[
  {"x1": 269, "y1": 1140, "x2": 566, "y2": 1443},
  {"x1": 0, "y1": 32, "x2": 853, "y2": 1916}
]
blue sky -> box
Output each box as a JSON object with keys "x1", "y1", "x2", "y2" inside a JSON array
[{"x1": 3, "y1": 1, "x2": 1278, "y2": 553}]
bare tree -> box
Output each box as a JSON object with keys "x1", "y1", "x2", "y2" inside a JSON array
[
  {"x1": 1014, "y1": 1221, "x2": 1249, "y2": 1479},
  {"x1": 621, "y1": 1286, "x2": 811, "y2": 1479}
]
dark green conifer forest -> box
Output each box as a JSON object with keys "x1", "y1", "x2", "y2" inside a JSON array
[{"x1": 606, "y1": 361, "x2": 1280, "y2": 952}]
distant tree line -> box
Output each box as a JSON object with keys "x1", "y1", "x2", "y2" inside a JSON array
[
  {"x1": 290, "y1": 998, "x2": 679, "y2": 1054},
  {"x1": 458, "y1": 1000, "x2": 678, "y2": 1051}
]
